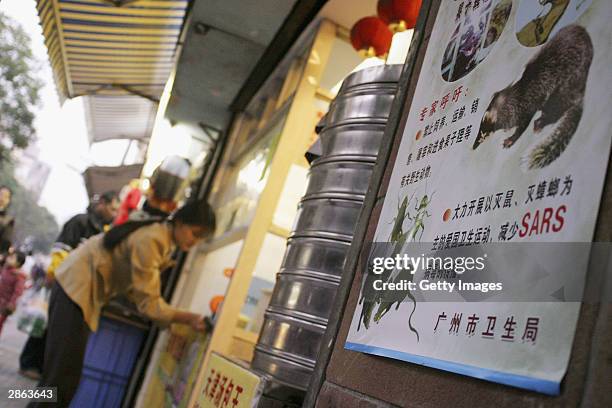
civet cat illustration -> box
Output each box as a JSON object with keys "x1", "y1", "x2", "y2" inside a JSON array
[{"x1": 473, "y1": 25, "x2": 593, "y2": 169}]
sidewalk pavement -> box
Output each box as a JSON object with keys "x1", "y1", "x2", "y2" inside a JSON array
[{"x1": 0, "y1": 315, "x2": 37, "y2": 408}]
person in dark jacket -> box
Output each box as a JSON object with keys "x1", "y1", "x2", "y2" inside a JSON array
[
  {"x1": 18, "y1": 191, "x2": 119, "y2": 379},
  {"x1": 47, "y1": 191, "x2": 120, "y2": 272}
]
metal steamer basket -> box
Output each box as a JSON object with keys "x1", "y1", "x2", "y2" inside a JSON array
[{"x1": 251, "y1": 64, "x2": 403, "y2": 391}]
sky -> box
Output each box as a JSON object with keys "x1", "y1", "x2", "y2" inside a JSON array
[
  {"x1": 0, "y1": 0, "x2": 145, "y2": 225},
  {"x1": 1, "y1": 0, "x2": 90, "y2": 225}
]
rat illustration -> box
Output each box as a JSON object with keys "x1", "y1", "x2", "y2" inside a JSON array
[{"x1": 473, "y1": 25, "x2": 593, "y2": 169}]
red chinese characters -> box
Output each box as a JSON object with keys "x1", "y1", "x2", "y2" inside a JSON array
[
  {"x1": 418, "y1": 87, "x2": 466, "y2": 122},
  {"x1": 202, "y1": 369, "x2": 245, "y2": 408}
]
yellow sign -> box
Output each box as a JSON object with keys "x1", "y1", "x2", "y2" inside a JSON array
[{"x1": 195, "y1": 353, "x2": 263, "y2": 408}]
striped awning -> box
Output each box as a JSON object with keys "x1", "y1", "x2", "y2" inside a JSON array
[{"x1": 36, "y1": 0, "x2": 188, "y2": 100}]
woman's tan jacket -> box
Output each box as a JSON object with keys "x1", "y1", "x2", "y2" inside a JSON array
[{"x1": 55, "y1": 222, "x2": 177, "y2": 331}]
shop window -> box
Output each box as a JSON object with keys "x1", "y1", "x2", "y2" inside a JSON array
[{"x1": 210, "y1": 117, "x2": 285, "y2": 237}]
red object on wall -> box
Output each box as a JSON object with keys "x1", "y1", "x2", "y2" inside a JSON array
[
  {"x1": 350, "y1": 16, "x2": 393, "y2": 58},
  {"x1": 377, "y1": 0, "x2": 422, "y2": 32}
]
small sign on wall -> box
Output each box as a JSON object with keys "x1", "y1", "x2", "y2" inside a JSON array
[{"x1": 195, "y1": 353, "x2": 264, "y2": 408}]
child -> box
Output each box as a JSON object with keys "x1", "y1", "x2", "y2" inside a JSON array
[{"x1": 0, "y1": 250, "x2": 27, "y2": 336}]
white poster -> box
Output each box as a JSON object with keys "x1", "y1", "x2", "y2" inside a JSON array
[{"x1": 345, "y1": 0, "x2": 611, "y2": 395}]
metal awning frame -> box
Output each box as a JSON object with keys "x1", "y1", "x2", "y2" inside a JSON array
[
  {"x1": 76, "y1": 83, "x2": 161, "y2": 104},
  {"x1": 99, "y1": 0, "x2": 142, "y2": 6}
]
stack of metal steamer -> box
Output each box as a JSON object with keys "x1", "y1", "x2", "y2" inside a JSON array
[{"x1": 251, "y1": 64, "x2": 403, "y2": 403}]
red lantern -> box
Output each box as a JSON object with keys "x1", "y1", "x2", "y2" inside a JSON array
[
  {"x1": 350, "y1": 16, "x2": 393, "y2": 58},
  {"x1": 377, "y1": 0, "x2": 422, "y2": 32}
]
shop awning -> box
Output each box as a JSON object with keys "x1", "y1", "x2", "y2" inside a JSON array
[
  {"x1": 164, "y1": 0, "x2": 302, "y2": 131},
  {"x1": 36, "y1": 0, "x2": 187, "y2": 100},
  {"x1": 36, "y1": 0, "x2": 189, "y2": 142},
  {"x1": 84, "y1": 95, "x2": 157, "y2": 143},
  {"x1": 83, "y1": 163, "x2": 144, "y2": 197}
]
